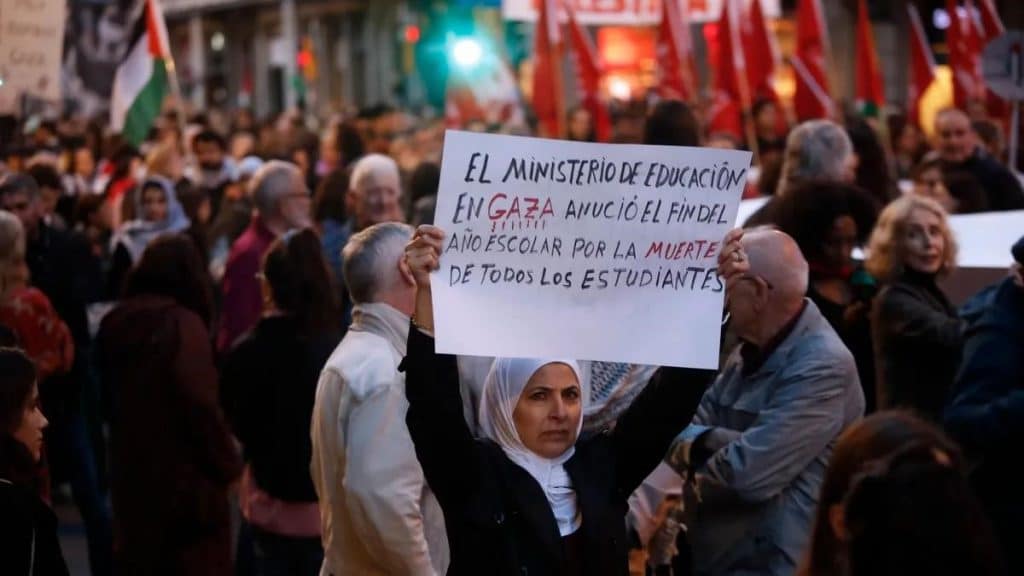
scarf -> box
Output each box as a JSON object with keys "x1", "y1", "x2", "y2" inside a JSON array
[
  {"x1": 110, "y1": 176, "x2": 191, "y2": 262},
  {"x1": 479, "y1": 357, "x2": 585, "y2": 536}
]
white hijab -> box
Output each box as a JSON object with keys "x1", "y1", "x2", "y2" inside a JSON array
[{"x1": 479, "y1": 357, "x2": 585, "y2": 536}]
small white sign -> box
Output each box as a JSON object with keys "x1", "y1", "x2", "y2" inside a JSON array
[
  {"x1": 432, "y1": 130, "x2": 751, "y2": 369},
  {"x1": 0, "y1": 0, "x2": 66, "y2": 103}
]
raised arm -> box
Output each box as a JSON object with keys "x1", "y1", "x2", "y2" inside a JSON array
[
  {"x1": 611, "y1": 228, "x2": 747, "y2": 497},
  {"x1": 401, "y1": 225, "x2": 480, "y2": 508}
]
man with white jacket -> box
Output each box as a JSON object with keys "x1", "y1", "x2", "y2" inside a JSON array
[{"x1": 311, "y1": 222, "x2": 448, "y2": 576}]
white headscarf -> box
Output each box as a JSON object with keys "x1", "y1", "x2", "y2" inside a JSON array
[
  {"x1": 479, "y1": 357, "x2": 585, "y2": 536},
  {"x1": 110, "y1": 176, "x2": 191, "y2": 263}
]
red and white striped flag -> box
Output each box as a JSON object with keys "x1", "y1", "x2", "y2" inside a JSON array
[
  {"x1": 707, "y1": 0, "x2": 747, "y2": 140},
  {"x1": 907, "y1": 4, "x2": 937, "y2": 128},
  {"x1": 532, "y1": 0, "x2": 564, "y2": 138},
  {"x1": 792, "y1": 0, "x2": 833, "y2": 121},
  {"x1": 566, "y1": 6, "x2": 612, "y2": 141},
  {"x1": 947, "y1": 0, "x2": 984, "y2": 109},
  {"x1": 656, "y1": 0, "x2": 698, "y2": 102}
]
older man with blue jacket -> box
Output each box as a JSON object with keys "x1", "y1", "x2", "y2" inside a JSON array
[{"x1": 666, "y1": 228, "x2": 864, "y2": 576}]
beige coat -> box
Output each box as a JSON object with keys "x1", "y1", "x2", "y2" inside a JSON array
[{"x1": 310, "y1": 303, "x2": 449, "y2": 576}]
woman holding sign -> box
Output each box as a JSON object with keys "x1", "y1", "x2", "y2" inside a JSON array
[{"x1": 400, "y1": 225, "x2": 746, "y2": 575}]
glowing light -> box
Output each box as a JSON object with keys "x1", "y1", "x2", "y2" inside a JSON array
[
  {"x1": 211, "y1": 32, "x2": 225, "y2": 52},
  {"x1": 933, "y1": 8, "x2": 951, "y2": 30},
  {"x1": 452, "y1": 38, "x2": 483, "y2": 69},
  {"x1": 404, "y1": 24, "x2": 421, "y2": 44},
  {"x1": 608, "y1": 76, "x2": 631, "y2": 100}
]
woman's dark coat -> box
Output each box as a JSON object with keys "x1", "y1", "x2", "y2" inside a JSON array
[{"x1": 401, "y1": 326, "x2": 713, "y2": 575}]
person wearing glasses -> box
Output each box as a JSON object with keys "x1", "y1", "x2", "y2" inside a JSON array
[
  {"x1": 218, "y1": 160, "x2": 312, "y2": 353},
  {"x1": 663, "y1": 227, "x2": 865, "y2": 576}
]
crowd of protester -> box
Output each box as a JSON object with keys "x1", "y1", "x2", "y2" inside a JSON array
[{"x1": 0, "y1": 94, "x2": 1022, "y2": 576}]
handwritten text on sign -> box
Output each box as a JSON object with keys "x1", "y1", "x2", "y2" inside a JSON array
[
  {"x1": 0, "y1": 0, "x2": 65, "y2": 106},
  {"x1": 432, "y1": 131, "x2": 751, "y2": 369}
]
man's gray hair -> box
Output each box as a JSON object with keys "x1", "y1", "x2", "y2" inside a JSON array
[
  {"x1": 777, "y1": 120, "x2": 854, "y2": 193},
  {"x1": 350, "y1": 154, "x2": 401, "y2": 194},
  {"x1": 249, "y1": 160, "x2": 301, "y2": 215},
  {"x1": 342, "y1": 222, "x2": 414, "y2": 305}
]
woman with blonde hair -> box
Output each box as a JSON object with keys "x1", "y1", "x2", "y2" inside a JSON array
[{"x1": 866, "y1": 195, "x2": 961, "y2": 421}]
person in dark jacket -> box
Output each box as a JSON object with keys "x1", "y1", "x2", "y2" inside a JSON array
[
  {"x1": 221, "y1": 229, "x2": 341, "y2": 575},
  {"x1": 945, "y1": 235, "x2": 1024, "y2": 574},
  {"x1": 934, "y1": 108, "x2": 1024, "y2": 211},
  {"x1": 398, "y1": 225, "x2": 746, "y2": 575},
  {"x1": 1, "y1": 172, "x2": 110, "y2": 576},
  {"x1": 98, "y1": 234, "x2": 242, "y2": 575},
  {"x1": 867, "y1": 195, "x2": 962, "y2": 421},
  {"x1": 0, "y1": 347, "x2": 69, "y2": 575},
  {"x1": 771, "y1": 180, "x2": 880, "y2": 411}
]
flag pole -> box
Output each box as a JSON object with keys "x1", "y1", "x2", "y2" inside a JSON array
[
  {"x1": 677, "y1": 0, "x2": 698, "y2": 103},
  {"x1": 551, "y1": 24, "x2": 567, "y2": 139},
  {"x1": 1010, "y1": 51, "x2": 1021, "y2": 173},
  {"x1": 163, "y1": 56, "x2": 190, "y2": 149},
  {"x1": 731, "y1": 0, "x2": 761, "y2": 165},
  {"x1": 151, "y1": 0, "x2": 191, "y2": 163}
]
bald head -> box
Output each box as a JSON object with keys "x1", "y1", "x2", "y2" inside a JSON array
[
  {"x1": 934, "y1": 108, "x2": 977, "y2": 164},
  {"x1": 728, "y1": 228, "x2": 808, "y2": 345},
  {"x1": 744, "y1": 228, "x2": 809, "y2": 303}
]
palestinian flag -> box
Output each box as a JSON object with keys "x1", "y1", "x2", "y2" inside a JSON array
[
  {"x1": 111, "y1": 0, "x2": 171, "y2": 145},
  {"x1": 854, "y1": 0, "x2": 885, "y2": 118}
]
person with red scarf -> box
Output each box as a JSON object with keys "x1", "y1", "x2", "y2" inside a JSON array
[{"x1": 768, "y1": 180, "x2": 881, "y2": 412}]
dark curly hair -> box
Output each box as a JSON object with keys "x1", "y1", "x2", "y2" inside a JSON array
[{"x1": 768, "y1": 179, "x2": 880, "y2": 265}]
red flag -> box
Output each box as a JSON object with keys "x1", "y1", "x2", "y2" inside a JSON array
[
  {"x1": 532, "y1": 0, "x2": 564, "y2": 138},
  {"x1": 741, "y1": 0, "x2": 788, "y2": 136},
  {"x1": 566, "y1": 7, "x2": 612, "y2": 142},
  {"x1": 974, "y1": 0, "x2": 1010, "y2": 127},
  {"x1": 976, "y1": 0, "x2": 1004, "y2": 38},
  {"x1": 742, "y1": 0, "x2": 778, "y2": 102},
  {"x1": 656, "y1": 0, "x2": 698, "y2": 101},
  {"x1": 854, "y1": 0, "x2": 885, "y2": 117},
  {"x1": 792, "y1": 0, "x2": 833, "y2": 121},
  {"x1": 947, "y1": 0, "x2": 984, "y2": 109},
  {"x1": 707, "y1": 0, "x2": 746, "y2": 139},
  {"x1": 907, "y1": 4, "x2": 937, "y2": 128}
]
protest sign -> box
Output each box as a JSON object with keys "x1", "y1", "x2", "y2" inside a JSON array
[
  {"x1": 432, "y1": 130, "x2": 751, "y2": 369},
  {"x1": 0, "y1": 0, "x2": 66, "y2": 105}
]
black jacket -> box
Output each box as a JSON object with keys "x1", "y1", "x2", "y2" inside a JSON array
[
  {"x1": 26, "y1": 223, "x2": 102, "y2": 418},
  {"x1": 401, "y1": 326, "x2": 713, "y2": 576},
  {"x1": 944, "y1": 150, "x2": 1024, "y2": 212},
  {"x1": 221, "y1": 315, "x2": 339, "y2": 502},
  {"x1": 0, "y1": 478, "x2": 70, "y2": 576},
  {"x1": 945, "y1": 277, "x2": 1024, "y2": 573},
  {"x1": 872, "y1": 270, "x2": 963, "y2": 420}
]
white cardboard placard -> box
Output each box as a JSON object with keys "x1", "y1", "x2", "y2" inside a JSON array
[{"x1": 432, "y1": 131, "x2": 751, "y2": 368}]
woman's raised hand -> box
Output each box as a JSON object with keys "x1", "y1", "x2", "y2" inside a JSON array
[
  {"x1": 405, "y1": 225, "x2": 446, "y2": 290},
  {"x1": 717, "y1": 228, "x2": 748, "y2": 292}
]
